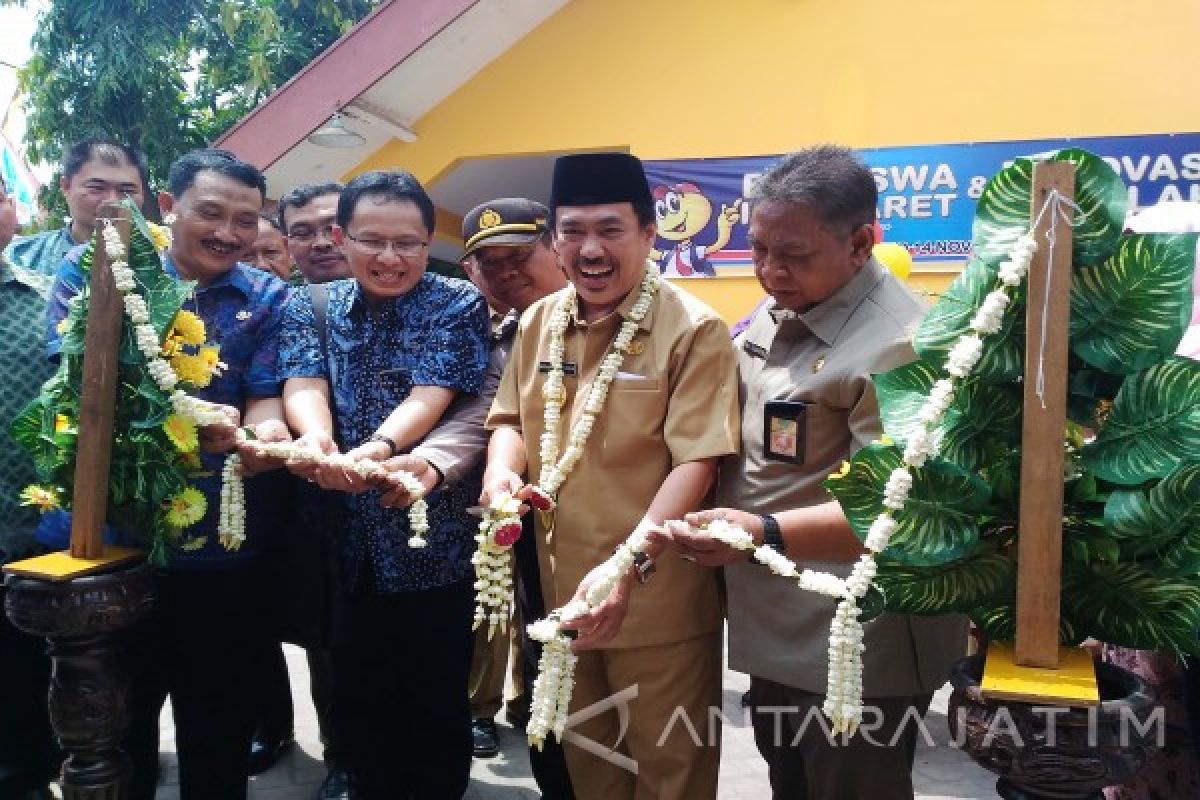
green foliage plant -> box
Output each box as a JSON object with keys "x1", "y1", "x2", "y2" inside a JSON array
[
  {"x1": 11, "y1": 201, "x2": 218, "y2": 564},
  {"x1": 825, "y1": 150, "x2": 1200, "y2": 657}
]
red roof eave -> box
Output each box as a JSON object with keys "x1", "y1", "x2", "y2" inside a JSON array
[{"x1": 215, "y1": 0, "x2": 480, "y2": 169}]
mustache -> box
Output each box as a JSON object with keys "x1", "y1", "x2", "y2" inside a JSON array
[{"x1": 570, "y1": 256, "x2": 618, "y2": 270}]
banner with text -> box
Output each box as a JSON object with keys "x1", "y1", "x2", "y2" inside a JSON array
[{"x1": 643, "y1": 132, "x2": 1200, "y2": 275}]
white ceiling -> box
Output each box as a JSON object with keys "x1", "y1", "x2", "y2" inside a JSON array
[
  {"x1": 262, "y1": 0, "x2": 569, "y2": 202},
  {"x1": 427, "y1": 152, "x2": 557, "y2": 262}
]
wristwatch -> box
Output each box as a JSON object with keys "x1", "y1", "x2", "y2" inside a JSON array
[
  {"x1": 759, "y1": 514, "x2": 783, "y2": 553},
  {"x1": 632, "y1": 550, "x2": 657, "y2": 584},
  {"x1": 367, "y1": 433, "x2": 398, "y2": 458}
]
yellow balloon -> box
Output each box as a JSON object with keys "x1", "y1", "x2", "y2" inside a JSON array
[{"x1": 873, "y1": 242, "x2": 913, "y2": 281}]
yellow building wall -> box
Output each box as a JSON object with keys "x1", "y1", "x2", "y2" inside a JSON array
[{"x1": 351, "y1": 0, "x2": 1200, "y2": 322}]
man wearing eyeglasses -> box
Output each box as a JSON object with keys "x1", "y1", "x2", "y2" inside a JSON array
[
  {"x1": 5, "y1": 138, "x2": 148, "y2": 275},
  {"x1": 279, "y1": 170, "x2": 490, "y2": 799},
  {"x1": 277, "y1": 182, "x2": 351, "y2": 284}
]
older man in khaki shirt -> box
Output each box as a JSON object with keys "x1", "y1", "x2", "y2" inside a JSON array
[
  {"x1": 484, "y1": 153, "x2": 739, "y2": 800},
  {"x1": 670, "y1": 146, "x2": 967, "y2": 800}
]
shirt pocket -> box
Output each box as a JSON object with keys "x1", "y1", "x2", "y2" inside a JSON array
[
  {"x1": 803, "y1": 401, "x2": 852, "y2": 471},
  {"x1": 601, "y1": 377, "x2": 667, "y2": 467}
]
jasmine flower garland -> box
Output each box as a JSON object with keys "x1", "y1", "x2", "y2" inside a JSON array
[
  {"x1": 525, "y1": 528, "x2": 651, "y2": 749},
  {"x1": 251, "y1": 441, "x2": 429, "y2": 547},
  {"x1": 473, "y1": 492, "x2": 523, "y2": 638},
  {"x1": 535, "y1": 267, "x2": 659, "y2": 505}
]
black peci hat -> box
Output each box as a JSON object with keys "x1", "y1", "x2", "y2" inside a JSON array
[{"x1": 550, "y1": 152, "x2": 653, "y2": 210}]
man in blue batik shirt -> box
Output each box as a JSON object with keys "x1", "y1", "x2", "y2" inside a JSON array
[
  {"x1": 279, "y1": 170, "x2": 488, "y2": 800},
  {"x1": 46, "y1": 149, "x2": 293, "y2": 800}
]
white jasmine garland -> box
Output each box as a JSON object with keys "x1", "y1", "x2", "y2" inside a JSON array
[
  {"x1": 472, "y1": 492, "x2": 523, "y2": 638},
  {"x1": 864, "y1": 514, "x2": 897, "y2": 552},
  {"x1": 524, "y1": 527, "x2": 652, "y2": 749},
  {"x1": 881, "y1": 467, "x2": 913, "y2": 510},
  {"x1": 218, "y1": 454, "x2": 246, "y2": 550},
  {"x1": 945, "y1": 334, "x2": 984, "y2": 378},
  {"x1": 537, "y1": 268, "x2": 659, "y2": 501},
  {"x1": 242, "y1": 440, "x2": 430, "y2": 548}
]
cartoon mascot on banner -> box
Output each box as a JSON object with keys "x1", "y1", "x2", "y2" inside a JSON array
[{"x1": 650, "y1": 182, "x2": 741, "y2": 277}]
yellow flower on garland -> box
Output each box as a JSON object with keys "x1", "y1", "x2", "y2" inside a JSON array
[
  {"x1": 147, "y1": 222, "x2": 172, "y2": 251},
  {"x1": 54, "y1": 414, "x2": 72, "y2": 433},
  {"x1": 163, "y1": 414, "x2": 199, "y2": 452},
  {"x1": 169, "y1": 310, "x2": 206, "y2": 346},
  {"x1": 197, "y1": 345, "x2": 222, "y2": 377},
  {"x1": 165, "y1": 487, "x2": 207, "y2": 528},
  {"x1": 19, "y1": 485, "x2": 61, "y2": 512},
  {"x1": 169, "y1": 353, "x2": 213, "y2": 388},
  {"x1": 161, "y1": 334, "x2": 183, "y2": 358}
]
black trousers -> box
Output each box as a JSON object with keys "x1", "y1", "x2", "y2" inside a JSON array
[
  {"x1": 513, "y1": 514, "x2": 575, "y2": 800},
  {"x1": 254, "y1": 643, "x2": 346, "y2": 764},
  {"x1": 748, "y1": 677, "x2": 933, "y2": 800},
  {"x1": 336, "y1": 578, "x2": 475, "y2": 800},
  {"x1": 0, "y1": 586, "x2": 58, "y2": 795},
  {"x1": 125, "y1": 568, "x2": 268, "y2": 800}
]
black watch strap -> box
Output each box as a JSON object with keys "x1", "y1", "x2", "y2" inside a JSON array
[
  {"x1": 760, "y1": 514, "x2": 783, "y2": 552},
  {"x1": 368, "y1": 433, "x2": 398, "y2": 458}
]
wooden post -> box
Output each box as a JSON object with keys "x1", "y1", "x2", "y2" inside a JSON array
[
  {"x1": 1014, "y1": 162, "x2": 1075, "y2": 669},
  {"x1": 69, "y1": 203, "x2": 129, "y2": 560}
]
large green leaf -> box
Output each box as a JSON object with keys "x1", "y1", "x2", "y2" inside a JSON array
[
  {"x1": 973, "y1": 148, "x2": 1127, "y2": 267},
  {"x1": 874, "y1": 360, "x2": 1021, "y2": 470},
  {"x1": 1105, "y1": 463, "x2": 1200, "y2": 576},
  {"x1": 913, "y1": 258, "x2": 1024, "y2": 384},
  {"x1": 1070, "y1": 233, "x2": 1198, "y2": 374},
  {"x1": 1062, "y1": 561, "x2": 1200, "y2": 655},
  {"x1": 1081, "y1": 358, "x2": 1200, "y2": 484},
  {"x1": 874, "y1": 545, "x2": 1015, "y2": 615},
  {"x1": 825, "y1": 443, "x2": 992, "y2": 566},
  {"x1": 969, "y1": 599, "x2": 1081, "y2": 646}
]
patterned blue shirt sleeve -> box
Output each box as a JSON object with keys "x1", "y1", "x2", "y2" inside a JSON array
[
  {"x1": 413, "y1": 282, "x2": 489, "y2": 394},
  {"x1": 244, "y1": 279, "x2": 290, "y2": 397},
  {"x1": 278, "y1": 285, "x2": 326, "y2": 380},
  {"x1": 45, "y1": 249, "x2": 87, "y2": 360}
]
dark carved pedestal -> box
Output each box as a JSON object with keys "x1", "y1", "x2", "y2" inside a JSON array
[
  {"x1": 4, "y1": 563, "x2": 154, "y2": 800},
  {"x1": 948, "y1": 653, "x2": 1158, "y2": 800}
]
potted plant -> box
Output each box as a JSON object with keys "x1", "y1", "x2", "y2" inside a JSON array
[{"x1": 825, "y1": 149, "x2": 1200, "y2": 799}]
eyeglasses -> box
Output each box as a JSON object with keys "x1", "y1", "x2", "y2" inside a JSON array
[
  {"x1": 345, "y1": 233, "x2": 428, "y2": 257},
  {"x1": 287, "y1": 223, "x2": 336, "y2": 243},
  {"x1": 476, "y1": 246, "x2": 536, "y2": 275}
]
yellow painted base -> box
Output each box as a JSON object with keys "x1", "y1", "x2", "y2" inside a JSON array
[
  {"x1": 3, "y1": 546, "x2": 144, "y2": 582},
  {"x1": 981, "y1": 643, "x2": 1100, "y2": 707}
]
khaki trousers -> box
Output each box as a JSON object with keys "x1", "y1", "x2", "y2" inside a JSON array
[
  {"x1": 564, "y1": 632, "x2": 721, "y2": 800},
  {"x1": 468, "y1": 595, "x2": 527, "y2": 720}
]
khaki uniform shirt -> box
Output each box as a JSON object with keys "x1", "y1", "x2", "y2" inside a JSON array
[
  {"x1": 488, "y1": 267, "x2": 740, "y2": 648},
  {"x1": 720, "y1": 259, "x2": 967, "y2": 697}
]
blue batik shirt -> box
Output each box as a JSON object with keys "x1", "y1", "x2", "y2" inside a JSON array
[
  {"x1": 4, "y1": 227, "x2": 80, "y2": 276},
  {"x1": 278, "y1": 273, "x2": 489, "y2": 593},
  {"x1": 46, "y1": 251, "x2": 292, "y2": 569}
]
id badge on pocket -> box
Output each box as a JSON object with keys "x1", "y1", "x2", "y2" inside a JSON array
[{"x1": 763, "y1": 400, "x2": 808, "y2": 464}]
